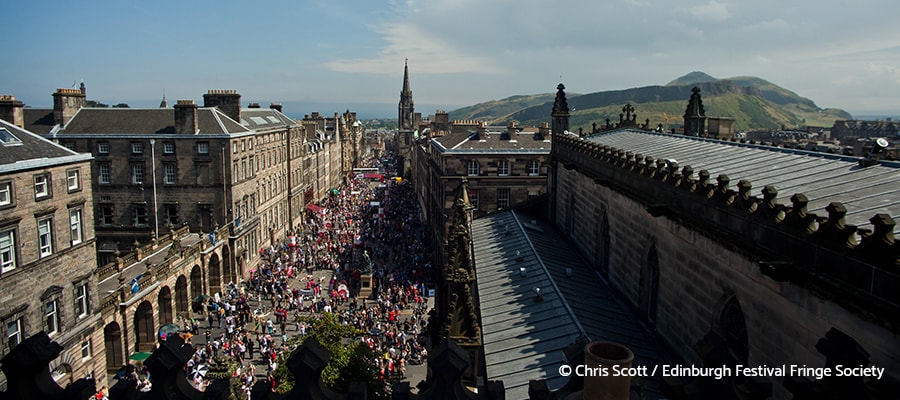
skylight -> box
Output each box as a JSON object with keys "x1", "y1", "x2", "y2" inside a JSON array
[
  {"x1": 250, "y1": 117, "x2": 268, "y2": 125},
  {"x1": 0, "y1": 128, "x2": 22, "y2": 145}
]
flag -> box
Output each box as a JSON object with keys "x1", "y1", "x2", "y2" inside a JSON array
[{"x1": 131, "y1": 273, "x2": 144, "y2": 293}]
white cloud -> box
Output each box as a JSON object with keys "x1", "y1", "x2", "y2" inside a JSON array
[
  {"x1": 687, "y1": 0, "x2": 732, "y2": 22},
  {"x1": 323, "y1": 23, "x2": 503, "y2": 75}
]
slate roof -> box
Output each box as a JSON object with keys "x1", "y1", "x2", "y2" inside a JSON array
[
  {"x1": 23, "y1": 108, "x2": 57, "y2": 134},
  {"x1": 432, "y1": 130, "x2": 551, "y2": 153},
  {"x1": 472, "y1": 210, "x2": 672, "y2": 400},
  {"x1": 59, "y1": 108, "x2": 250, "y2": 135},
  {"x1": 586, "y1": 129, "x2": 900, "y2": 235},
  {"x1": 0, "y1": 119, "x2": 92, "y2": 174}
]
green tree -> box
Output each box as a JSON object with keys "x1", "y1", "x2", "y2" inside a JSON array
[{"x1": 273, "y1": 313, "x2": 392, "y2": 399}]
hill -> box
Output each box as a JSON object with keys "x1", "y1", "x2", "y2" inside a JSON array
[{"x1": 449, "y1": 73, "x2": 851, "y2": 132}]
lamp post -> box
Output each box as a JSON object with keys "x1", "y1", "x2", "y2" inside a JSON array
[{"x1": 149, "y1": 139, "x2": 159, "y2": 239}]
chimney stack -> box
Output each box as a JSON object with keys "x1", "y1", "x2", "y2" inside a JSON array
[
  {"x1": 52, "y1": 88, "x2": 85, "y2": 126},
  {"x1": 0, "y1": 95, "x2": 25, "y2": 128},
  {"x1": 501, "y1": 121, "x2": 516, "y2": 140},
  {"x1": 203, "y1": 89, "x2": 241, "y2": 122},
  {"x1": 174, "y1": 100, "x2": 198, "y2": 134},
  {"x1": 535, "y1": 122, "x2": 549, "y2": 140},
  {"x1": 269, "y1": 103, "x2": 283, "y2": 113}
]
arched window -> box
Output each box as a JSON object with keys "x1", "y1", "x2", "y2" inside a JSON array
[
  {"x1": 718, "y1": 295, "x2": 749, "y2": 364},
  {"x1": 639, "y1": 243, "x2": 659, "y2": 325}
]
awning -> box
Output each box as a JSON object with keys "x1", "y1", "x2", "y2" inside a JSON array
[{"x1": 306, "y1": 204, "x2": 321, "y2": 213}]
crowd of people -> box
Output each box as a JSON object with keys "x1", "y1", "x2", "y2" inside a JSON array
[{"x1": 106, "y1": 157, "x2": 434, "y2": 399}]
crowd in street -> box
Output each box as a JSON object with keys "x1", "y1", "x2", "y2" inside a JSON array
[{"x1": 109, "y1": 157, "x2": 434, "y2": 399}]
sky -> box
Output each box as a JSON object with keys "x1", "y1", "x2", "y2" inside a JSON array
[{"x1": 4, "y1": 0, "x2": 900, "y2": 119}]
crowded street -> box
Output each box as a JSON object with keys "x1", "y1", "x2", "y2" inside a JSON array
[{"x1": 108, "y1": 157, "x2": 434, "y2": 399}]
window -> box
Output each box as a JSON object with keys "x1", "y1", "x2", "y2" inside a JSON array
[
  {"x1": 233, "y1": 142, "x2": 238, "y2": 154},
  {"x1": 469, "y1": 189, "x2": 479, "y2": 210},
  {"x1": 163, "y1": 142, "x2": 175, "y2": 154},
  {"x1": 131, "y1": 142, "x2": 143, "y2": 154},
  {"x1": 80, "y1": 339, "x2": 92, "y2": 359},
  {"x1": 34, "y1": 174, "x2": 50, "y2": 199},
  {"x1": 6, "y1": 318, "x2": 23, "y2": 350},
  {"x1": 241, "y1": 160, "x2": 247, "y2": 180},
  {"x1": 528, "y1": 160, "x2": 540, "y2": 176},
  {"x1": 38, "y1": 218, "x2": 53, "y2": 257},
  {"x1": 164, "y1": 164, "x2": 176, "y2": 184},
  {"x1": 45, "y1": 299, "x2": 60, "y2": 334},
  {"x1": 99, "y1": 206, "x2": 114, "y2": 226},
  {"x1": 0, "y1": 181, "x2": 12, "y2": 207},
  {"x1": 69, "y1": 208, "x2": 83, "y2": 246},
  {"x1": 241, "y1": 140, "x2": 246, "y2": 151},
  {"x1": 97, "y1": 142, "x2": 109, "y2": 154},
  {"x1": 497, "y1": 188, "x2": 510, "y2": 210},
  {"x1": 67, "y1": 169, "x2": 80, "y2": 191},
  {"x1": 197, "y1": 142, "x2": 209, "y2": 154},
  {"x1": 74, "y1": 282, "x2": 89, "y2": 318},
  {"x1": 132, "y1": 164, "x2": 144, "y2": 184},
  {"x1": 248, "y1": 156, "x2": 255, "y2": 176},
  {"x1": 467, "y1": 160, "x2": 479, "y2": 176},
  {"x1": 528, "y1": 190, "x2": 540, "y2": 200},
  {"x1": 165, "y1": 205, "x2": 179, "y2": 226},
  {"x1": 132, "y1": 206, "x2": 147, "y2": 227},
  {"x1": 248, "y1": 139, "x2": 253, "y2": 150},
  {"x1": 497, "y1": 160, "x2": 510, "y2": 176},
  {"x1": 0, "y1": 229, "x2": 16, "y2": 273},
  {"x1": 99, "y1": 163, "x2": 111, "y2": 184},
  {"x1": 62, "y1": 141, "x2": 75, "y2": 151},
  {"x1": 233, "y1": 162, "x2": 239, "y2": 183}
]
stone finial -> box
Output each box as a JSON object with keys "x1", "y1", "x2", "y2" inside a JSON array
[
  {"x1": 856, "y1": 214, "x2": 898, "y2": 267},
  {"x1": 784, "y1": 193, "x2": 817, "y2": 234},
  {"x1": 817, "y1": 202, "x2": 857, "y2": 250},
  {"x1": 735, "y1": 180, "x2": 757, "y2": 212},
  {"x1": 418, "y1": 339, "x2": 478, "y2": 400},
  {"x1": 284, "y1": 337, "x2": 344, "y2": 399}
]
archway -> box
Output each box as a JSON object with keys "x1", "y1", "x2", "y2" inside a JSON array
[
  {"x1": 104, "y1": 322, "x2": 124, "y2": 370},
  {"x1": 158, "y1": 286, "x2": 173, "y2": 326},
  {"x1": 175, "y1": 275, "x2": 189, "y2": 317},
  {"x1": 639, "y1": 242, "x2": 660, "y2": 325},
  {"x1": 222, "y1": 245, "x2": 234, "y2": 286},
  {"x1": 208, "y1": 253, "x2": 221, "y2": 294},
  {"x1": 134, "y1": 301, "x2": 155, "y2": 352},
  {"x1": 190, "y1": 265, "x2": 203, "y2": 299}
]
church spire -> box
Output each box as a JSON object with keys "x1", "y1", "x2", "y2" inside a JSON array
[
  {"x1": 159, "y1": 89, "x2": 169, "y2": 108},
  {"x1": 399, "y1": 59, "x2": 415, "y2": 130}
]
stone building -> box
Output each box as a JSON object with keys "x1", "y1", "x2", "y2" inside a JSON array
[
  {"x1": 0, "y1": 118, "x2": 105, "y2": 387},
  {"x1": 545, "y1": 84, "x2": 900, "y2": 398},
  {"x1": 410, "y1": 117, "x2": 551, "y2": 267}
]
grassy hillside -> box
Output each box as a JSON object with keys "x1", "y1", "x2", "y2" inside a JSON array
[{"x1": 449, "y1": 72, "x2": 851, "y2": 132}]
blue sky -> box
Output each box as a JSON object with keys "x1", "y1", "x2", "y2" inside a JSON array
[{"x1": 4, "y1": 0, "x2": 900, "y2": 118}]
